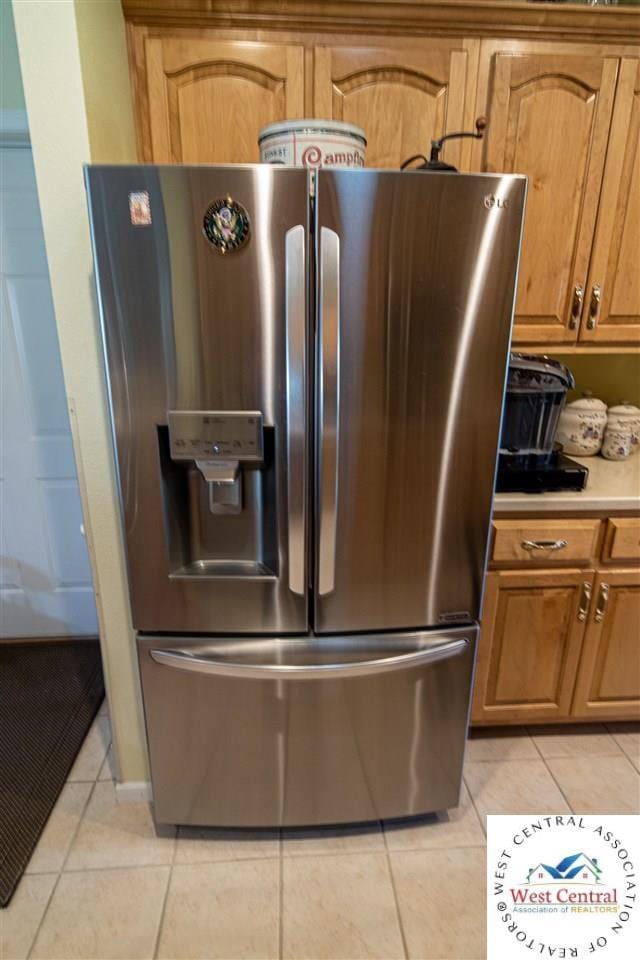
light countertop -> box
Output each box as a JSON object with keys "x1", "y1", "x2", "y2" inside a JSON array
[{"x1": 493, "y1": 453, "x2": 640, "y2": 515}]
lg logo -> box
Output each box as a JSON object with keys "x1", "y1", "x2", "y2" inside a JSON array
[{"x1": 483, "y1": 194, "x2": 509, "y2": 210}]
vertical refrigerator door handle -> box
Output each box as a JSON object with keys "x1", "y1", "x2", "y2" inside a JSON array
[
  {"x1": 318, "y1": 227, "x2": 340, "y2": 596},
  {"x1": 285, "y1": 225, "x2": 306, "y2": 596}
]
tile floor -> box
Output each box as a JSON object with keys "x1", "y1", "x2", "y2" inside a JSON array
[{"x1": 2, "y1": 708, "x2": 639, "y2": 960}]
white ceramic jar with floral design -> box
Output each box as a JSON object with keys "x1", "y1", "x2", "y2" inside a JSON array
[
  {"x1": 556, "y1": 392, "x2": 607, "y2": 456},
  {"x1": 602, "y1": 402, "x2": 640, "y2": 460}
]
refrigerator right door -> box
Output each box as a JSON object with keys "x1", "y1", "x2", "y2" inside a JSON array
[{"x1": 314, "y1": 169, "x2": 526, "y2": 634}]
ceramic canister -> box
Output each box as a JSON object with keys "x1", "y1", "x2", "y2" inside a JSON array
[
  {"x1": 603, "y1": 402, "x2": 640, "y2": 458},
  {"x1": 259, "y1": 119, "x2": 367, "y2": 171},
  {"x1": 601, "y1": 429, "x2": 632, "y2": 461},
  {"x1": 556, "y1": 391, "x2": 607, "y2": 456}
]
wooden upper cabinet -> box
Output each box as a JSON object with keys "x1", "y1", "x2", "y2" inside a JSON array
[
  {"x1": 572, "y1": 569, "x2": 640, "y2": 720},
  {"x1": 472, "y1": 568, "x2": 592, "y2": 723},
  {"x1": 313, "y1": 40, "x2": 479, "y2": 170},
  {"x1": 138, "y1": 36, "x2": 304, "y2": 163},
  {"x1": 476, "y1": 44, "x2": 619, "y2": 344},
  {"x1": 581, "y1": 58, "x2": 640, "y2": 343}
]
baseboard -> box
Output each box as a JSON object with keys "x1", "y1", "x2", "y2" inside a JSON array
[{"x1": 115, "y1": 780, "x2": 153, "y2": 804}]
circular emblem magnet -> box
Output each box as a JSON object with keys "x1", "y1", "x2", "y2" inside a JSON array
[{"x1": 203, "y1": 197, "x2": 250, "y2": 254}]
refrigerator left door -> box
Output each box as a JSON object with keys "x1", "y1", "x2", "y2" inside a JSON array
[{"x1": 85, "y1": 165, "x2": 310, "y2": 634}]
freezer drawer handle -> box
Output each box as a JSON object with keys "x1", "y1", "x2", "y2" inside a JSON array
[
  {"x1": 318, "y1": 226, "x2": 340, "y2": 596},
  {"x1": 149, "y1": 638, "x2": 468, "y2": 681},
  {"x1": 285, "y1": 225, "x2": 306, "y2": 596}
]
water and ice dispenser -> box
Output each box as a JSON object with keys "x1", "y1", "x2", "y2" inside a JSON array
[{"x1": 159, "y1": 411, "x2": 278, "y2": 579}]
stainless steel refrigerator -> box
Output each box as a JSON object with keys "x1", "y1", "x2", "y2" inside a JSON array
[{"x1": 86, "y1": 164, "x2": 526, "y2": 827}]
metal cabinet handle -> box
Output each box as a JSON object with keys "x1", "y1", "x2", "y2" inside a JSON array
[
  {"x1": 285, "y1": 225, "x2": 306, "y2": 596},
  {"x1": 150, "y1": 638, "x2": 469, "y2": 681},
  {"x1": 586, "y1": 284, "x2": 601, "y2": 330},
  {"x1": 577, "y1": 581, "x2": 592, "y2": 622},
  {"x1": 318, "y1": 226, "x2": 340, "y2": 597},
  {"x1": 522, "y1": 539, "x2": 568, "y2": 552},
  {"x1": 568, "y1": 284, "x2": 584, "y2": 330},
  {"x1": 594, "y1": 582, "x2": 609, "y2": 623}
]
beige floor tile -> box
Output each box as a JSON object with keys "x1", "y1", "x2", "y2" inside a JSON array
[
  {"x1": 157, "y1": 860, "x2": 279, "y2": 959},
  {"x1": 281, "y1": 822, "x2": 384, "y2": 857},
  {"x1": 392, "y1": 847, "x2": 485, "y2": 959},
  {"x1": 464, "y1": 759, "x2": 570, "y2": 822},
  {"x1": 0, "y1": 873, "x2": 57, "y2": 960},
  {"x1": 466, "y1": 726, "x2": 538, "y2": 761},
  {"x1": 98, "y1": 745, "x2": 117, "y2": 782},
  {"x1": 31, "y1": 866, "x2": 169, "y2": 960},
  {"x1": 609, "y1": 722, "x2": 640, "y2": 771},
  {"x1": 546, "y1": 755, "x2": 640, "y2": 814},
  {"x1": 529, "y1": 723, "x2": 623, "y2": 759},
  {"x1": 384, "y1": 783, "x2": 485, "y2": 851},
  {"x1": 282, "y1": 853, "x2": 404, "y2": 959},
  {"x1": 26, "y1": 782, "x2": 92, "y2": 874},
  {"x1": 175, "y1": 826, "x2": 280, "y2": 864},
  {"x1": 67, "y1": 716, "x2": 111, "y2": 782},
  {"x1": 65, "y1": 780, "x2": 175, "y2": 870}
]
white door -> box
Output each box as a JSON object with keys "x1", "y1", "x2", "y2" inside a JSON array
[{"x1": 0, "y1": 144, "x2": 97, "y2": 636}]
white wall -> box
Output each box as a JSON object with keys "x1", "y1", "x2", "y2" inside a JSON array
[{"x1": 12, "y1": 0, "x2": 148, "y2": 783}]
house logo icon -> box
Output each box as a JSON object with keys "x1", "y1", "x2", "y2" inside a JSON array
[{"x1": 525, "y1": 853, "x2": 603, "y2": 886}]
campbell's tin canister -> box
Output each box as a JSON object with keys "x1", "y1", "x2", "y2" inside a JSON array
[{"x1": 258, "y1": 119, "x2": 367, "y2": 173}]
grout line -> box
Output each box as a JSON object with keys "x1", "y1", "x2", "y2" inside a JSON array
[
  {"x1": 25, "y1": 872, "x2": 62, "y2": 960},
  {"x1": 539, "y1": 756, "x2": 576, "y2": 813},
  {"x1": 278, "y1": 837, "x2": 284, "y2": 960},
  {"x1": 30, "y1": 860, "x2": 180, "y2": 876},
  {"x1": 524, "y1": 726, "x2": 545, "y2": 760},
  {"x1": 385, "y1": 840, "x2": 487, "y2": 854},
  {"x1": 464, "y1": 754, "x2": 544, "y2": 764},
  {"x1": 384, "y1": 847, "x2": 410, "y2": 960},
  {"x1": 462, "y1": 771, "x2": 487, "y2": 838},
  {"x1": 152, "y1": 827, "x2": 177, "y2": 960},
  {"x1": 280, "y1": 844, "x2": 386, "y2": 862},
  {"x1": 617, "y1": 752, "x2": 640, "y2": 780},
  {"x1": 27, "y1": 774, "x2": 98, "y2": 958}
]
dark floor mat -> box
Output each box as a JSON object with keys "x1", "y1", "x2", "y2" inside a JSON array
[{"x1": 0, "y1": 638, "x2": 104, "y2": 906}]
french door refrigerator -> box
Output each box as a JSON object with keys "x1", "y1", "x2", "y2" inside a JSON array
[{"x1": 86, "y1": 164, "x2": 526, "y2": 827}]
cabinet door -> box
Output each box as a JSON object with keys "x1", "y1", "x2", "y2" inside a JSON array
[
  {"x1": 477, "y1": 45, "x2": 618, "y2": 344},
  {"x1": 572, "y1": 569, "x2": 640, "y2": 720},
  {"x1": 472, "y1": 569, "x2": 592, "y2": 724},
  {"x1": 313, "y1": 40, "x2": 479, "y2": 170},
  {"x1": 581, "y1": 59, "x2": 640, "y2": 343},
  {"x1": 142, "y1": 37, "x2": 304, "y2": 162}
]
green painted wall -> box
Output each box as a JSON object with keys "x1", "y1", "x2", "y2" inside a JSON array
[
  {"x1": 74, "y1": 0, "x2": 136, "y2": 162},
  {"x1": 556, "y1": 355, "x2": 640, "y2": 408},
  {"x1": 1, "y1": 0, "x2": 26, "y2": 110}
]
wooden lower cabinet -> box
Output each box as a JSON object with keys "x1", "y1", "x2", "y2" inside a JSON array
[
  {"x1": 572, "y1": 569, "x2": 640, "y2": 719},
  {"x1": 473, "y1": 565, "x2": 640, "y2": 724},
  {"x1": 472, "y1": 569, "x2": 592, "y2": 723}
]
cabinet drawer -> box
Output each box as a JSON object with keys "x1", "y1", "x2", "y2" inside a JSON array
[
  {"x1": 491, "y1": 520, "x2": 601, "y2": 565},
  {"x1": 602, "y1": 519, "x2": 640, "y2": 563}
]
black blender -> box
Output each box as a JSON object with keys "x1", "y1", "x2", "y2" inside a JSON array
[{"x1": 496, "y1": 353, "x2": 589, "y2": 493}]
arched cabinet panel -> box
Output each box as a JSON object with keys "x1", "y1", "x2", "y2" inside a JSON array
[
  {"x1": 477, "y1": 46, "x2": 618, "y2": 344},
  {"x1": 142, "y1": 38, "x2": 304, "y2": 163},
  {"x1": 313, "y1": 42, "x2": 480, "y2": 171},
  {"x1": 582, "y1": 58, "x2": 640, "y2": 343}
]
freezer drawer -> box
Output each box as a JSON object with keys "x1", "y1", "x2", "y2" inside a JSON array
[{"x1": 138, "y1": 627, "x2": 477, "y2": 827}]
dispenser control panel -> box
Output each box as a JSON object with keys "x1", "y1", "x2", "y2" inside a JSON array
[{"x1": 167, "y1": 411, "x2": 263, "y2": 461}]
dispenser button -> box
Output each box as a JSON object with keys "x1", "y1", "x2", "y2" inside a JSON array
[{"x1": 212, "y1": 443, "x2": 221, "y2": 454}]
